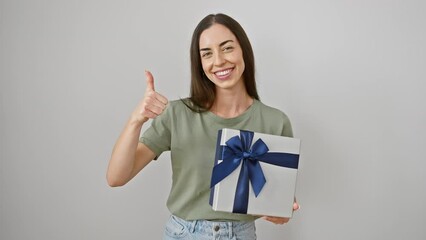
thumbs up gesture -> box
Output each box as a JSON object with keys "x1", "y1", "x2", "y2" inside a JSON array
[{"x1": 132, "y1": 70, "x2": 168, "y2": 124}]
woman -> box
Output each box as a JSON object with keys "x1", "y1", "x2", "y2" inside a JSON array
[{"x1": 107, "y1": 13, "x2": 299, "y2": 239}]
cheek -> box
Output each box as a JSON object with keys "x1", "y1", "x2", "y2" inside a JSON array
[
  {"x1": 233, "y1": 55, "x2": 245, "y2": 72},
  {"x1": 240, "y1": 60, "x2": 245, "y2": 72},
  {"x1": 230, "y1": 51, "x2": 245, "y2": 68},
  {"x1": 201, "y1": 59, "x2": 211, "y2": 72}
]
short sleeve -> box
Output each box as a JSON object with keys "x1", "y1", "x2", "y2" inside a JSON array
[
  {"x1": 139, "y1": 104, "x2": 172, "y2": 159},
  {"x1": 281, "y1": 113, "x2": 294, "y2": 138}
]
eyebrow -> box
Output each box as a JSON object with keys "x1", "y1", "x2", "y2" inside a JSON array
[{"x1": 200, "y1": 40, "x2": 234, "y2": 51}]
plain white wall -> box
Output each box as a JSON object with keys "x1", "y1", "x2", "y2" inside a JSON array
[{"x1": 1, "y1": 0, "x2": 425, "y2": 239}]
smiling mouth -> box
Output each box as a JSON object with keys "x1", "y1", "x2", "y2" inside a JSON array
[{"x1": 214, "y1": 68, "x2": 233, "y2": 79}]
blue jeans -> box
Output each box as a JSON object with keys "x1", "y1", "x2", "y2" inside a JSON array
[{"x1": 163, "y1": 215, "x2": 257, "y2": 240}]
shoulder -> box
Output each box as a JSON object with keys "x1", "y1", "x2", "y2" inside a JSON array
[
  {"x1": 161, "y1": 98, "x2": 200, "y2": 118},
  {"x1": 255, "y1": 100, "x2": 293, "y2": 137},
  {"x1": 256, "y1": 100, "x2": 291, "y2": 122},
  {"x1": 166, "y1": 98, "x2": 193, "y2": 112},
  {"x1": 168, "y1": 98, "x2": 186, "y2": 106}
]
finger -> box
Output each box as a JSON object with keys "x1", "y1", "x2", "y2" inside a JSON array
[
  {"x1": 262, "y1": 216, "x2": 289, "y2": 225},
  {"x1": 154, "y1": 92, "x2": 169, "y2": 105},
  {"x1": 144, "y1": 102, "x2": 166, "y2": 116},
  {"x1": 140, "y1": 100, "x2": 164, "y2": 118},
  {"x1": 142, "y1": 109, "x2": 159, "y2": 119},
  {"x1": 145, "y1": 70, "x2": 155, "y2": 92},
  {"x1": 144, "y1": 71, "x2": 168, "y2": 105},
  {"x1": 144, "y1": 93, "x2": 167, "y2": 112},
  {"x1": 293, "y1": 202, "x2": 300, "y2": 211}
]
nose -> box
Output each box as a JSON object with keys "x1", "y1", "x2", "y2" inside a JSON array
[{"x1": 213, "y1": 52, "x2": 226, "y2": 66}]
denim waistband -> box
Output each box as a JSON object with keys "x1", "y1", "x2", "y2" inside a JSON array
[{"x1": 170, "y1": 215, "x2": 255, "y2": 239}]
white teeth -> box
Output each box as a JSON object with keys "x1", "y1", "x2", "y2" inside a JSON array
[{"x1": 215, "y1": 69, "x2": 232, "y2": 76}]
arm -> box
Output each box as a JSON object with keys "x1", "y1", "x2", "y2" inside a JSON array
[
  {"x1": 106, "y1": 119, "x2": 156, "y2": 187},
  {"x1": 106, "y1": 71, "x2": 168, "y2": 187}
]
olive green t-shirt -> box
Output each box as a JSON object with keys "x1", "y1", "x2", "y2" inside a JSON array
[{"x1": 140, "y1": 99, "x2": 293, "y2": 221}]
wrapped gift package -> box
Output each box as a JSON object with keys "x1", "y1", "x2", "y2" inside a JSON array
[{"x1": 209, "y1": 128, "x2": 301, "y2": 218}]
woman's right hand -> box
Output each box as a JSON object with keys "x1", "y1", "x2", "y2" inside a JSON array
[{"x1": 131, "y1": 70, "x2": 168, "y2": 124}]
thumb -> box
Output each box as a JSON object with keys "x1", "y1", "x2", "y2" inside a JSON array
[{"x1": 145, "y1": 70, "x2": 155, "y2": 92}]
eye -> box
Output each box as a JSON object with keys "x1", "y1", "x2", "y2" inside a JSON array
[
  {"x1": 201, "y1": 51, "x2": 212, "y2": 58},
  {"x1": 223, "y1": 46, "x2": 234, "y2": 52}
]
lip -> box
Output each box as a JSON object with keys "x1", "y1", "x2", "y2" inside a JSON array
[{"x1": 214, "y1": 68, "x2": 234, "y2": 80}]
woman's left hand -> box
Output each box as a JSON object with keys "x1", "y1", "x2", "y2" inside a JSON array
[{"x1": 262, "y1": 201, "x2": 300, "y2": 224}]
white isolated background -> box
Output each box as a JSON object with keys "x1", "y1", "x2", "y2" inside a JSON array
[{"x1": 1, "y1": 0, "x2": 425, "y2": 239}]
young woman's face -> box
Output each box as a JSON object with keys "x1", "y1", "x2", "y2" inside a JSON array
[{"x1": 199, "y1": 24, "x2": 245, "y2": 92}]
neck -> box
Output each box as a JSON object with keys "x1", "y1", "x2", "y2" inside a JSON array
[{"x1": 211, "y1": 90, "x2": 254, "y2": 118}]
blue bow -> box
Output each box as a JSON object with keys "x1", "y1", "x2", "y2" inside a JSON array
[{"x1": 210, "y1": 130, "x2": 299, "y2": 214}]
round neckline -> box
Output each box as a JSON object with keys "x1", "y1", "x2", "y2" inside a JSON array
[{"x1": 205, "y1": 99, "x2": 259, "y2": 125}]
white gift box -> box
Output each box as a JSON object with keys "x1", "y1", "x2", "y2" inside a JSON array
[{"x1": 209, "y1": 128, "x2": 301, "y2": 218}]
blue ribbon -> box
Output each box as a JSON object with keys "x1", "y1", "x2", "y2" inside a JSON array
[{"x1": 210, "y1": 130, "x2": 299, "y2": 214}]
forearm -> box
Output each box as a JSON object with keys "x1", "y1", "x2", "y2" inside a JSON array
[{"x1": 107, "y1": 117, "x2": 143, "y2": 187}]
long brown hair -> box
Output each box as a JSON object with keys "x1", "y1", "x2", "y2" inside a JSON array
[{"x1": 185, "y1": 13, "x2": 259, "y2": 112}]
